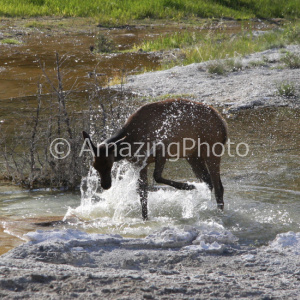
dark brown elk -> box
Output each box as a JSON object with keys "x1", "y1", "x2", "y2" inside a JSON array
[{"x1": 83, "y1": 99, "x2": 228, "y2": 220}]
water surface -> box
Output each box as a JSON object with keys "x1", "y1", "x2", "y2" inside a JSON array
[
  {"x1": 1, "y1": 107, "x2": 299, "y2": 255},
  {"x1": 0, "y1": 19, "x2": 275, "y2": 101}
]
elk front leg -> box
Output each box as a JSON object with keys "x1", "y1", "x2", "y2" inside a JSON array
[
  {"x1": 138, "y1": 166, "x2": 148, "y2": 220},
  {"x1": 153, "y1": 148, "x2": 195, "y2": 190}
]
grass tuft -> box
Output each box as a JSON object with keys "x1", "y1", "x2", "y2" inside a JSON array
[
  {"x1": 225, "y1": 58, "x2": 243, "y2": 72},
  {"x1": 133, "y1": 31, "x2": 200, "y2": 52},
  {"x1": 94, "y1": 33, "x2": 116, "y2": 53},
  {"x1": 276, "y1": 81, "x2": 297, "y2": 98},
  {"x1": 24, "y1": 21, "x2": 47, "y2": 28},
  {"x1": 0, "y1": 38, "x2": 21, "y2": 44},
  {"x1": 207, "y1": 60, "x2": 227, "y2": 75},
  {"x1": 281, "y1": 52, "x2": 300, "y2": 69},
  {"x1": 248, "y1": 60, "x2": 267, "y2": 67},
  {"x1": 207, "y1": 57, "x2": 243, "y2": 75}
]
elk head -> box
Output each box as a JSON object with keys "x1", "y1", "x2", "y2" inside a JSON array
[{"x1": 82, "y1": 131, "x2": 115, "y2": 190}]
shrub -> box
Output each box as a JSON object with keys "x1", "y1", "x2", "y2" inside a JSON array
[
  {"x1": 207, "y1": 60, "x2": 227, "y2": 75},
  {"x1": 281, "y1": 52, "x2": 300, "y2": 69},
  {"x1": 276, "y1": 81, "x2": 296, "y2": 98},
  {"x1": 0, "y1": 53, "x2": 133, "y2": 189},
  {"x1": 94, "y1": 33, "x2": 116, "y2": 53},
  {"x1": 207, "y1": 58, "x2": 243, "y2": 75},
  {"x1": 248, "y1": 60, "x2": 267, "y2": 67},
  {"x1": 225, "y1": 58, "x2": 243, "y2": 72}
]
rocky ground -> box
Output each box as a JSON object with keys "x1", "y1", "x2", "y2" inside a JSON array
[
  {"x1": 116, "y1": 44, "x2": 300, "y2": 110},
  {"x1": 0, "y1": 229, "x2": 299, "y2": 299}
]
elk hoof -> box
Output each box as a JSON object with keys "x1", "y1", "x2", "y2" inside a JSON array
[{"x1": 217, "y1": 203, "x2": 224, "y2": 210}]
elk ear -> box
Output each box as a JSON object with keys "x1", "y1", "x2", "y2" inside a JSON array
[
  {"x1": 82, "y1": 131, "x2": 90, "y2": 140},
  {"x1": 82, "y1": 131, "x2": 97, "y2": 155}
]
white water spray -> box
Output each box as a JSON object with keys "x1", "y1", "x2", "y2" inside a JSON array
[{"x1": 64, "y1": 161, "x2": 221, "y2": 237}]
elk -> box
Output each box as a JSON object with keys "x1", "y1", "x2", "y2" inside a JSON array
[{"x1": 83, "y1": 99, "x2": 228, "y2": 220}]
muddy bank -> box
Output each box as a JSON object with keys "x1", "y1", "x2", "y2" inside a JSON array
[
  {"x1": 115, "y1": 44, "x2": 300, "y2": 110},
  {"x1": 0, "y1": 229, "x2": 299, "y2": 299},
  {"x1": 0, "y1": 17, "x2": 279, "y2": 102}
]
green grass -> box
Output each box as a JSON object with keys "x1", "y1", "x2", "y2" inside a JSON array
[
  {"x1": 207, "y1": 60, "x2": 227, "y2": 75},
  {"x1": 280, "y1": 52, "x2": 300, "y2": 68},
  {"x1": 248, "y1": 60, "x2": 267, "y2": 67},
  {"x1": 276, "y1": 81, "x2": 297, "y2": 97},
  {"x1": 0, "y1": 0, "x2": 299, "y2": 24},
  {"x1": 0, "y1": 38, "x2": 21, "y2": 44},
  {"x1": 94, "y1": 33, "x2": 116, "y2": 53},
  {"x1": 24, "y1": 20, "x2": 48, "y2": 28},
  {"x1": 206, "y1": 57, "x2": 243, "y2": 75},
  {"x1": 225, "y1": 57, "x2": 243, "y2": 71},
  {"x1": 134, "y1": 22, "x2": 300, "y2": 68},
  {"x1": 133, "y1": 31, "x2": 200, "y2": 52}
]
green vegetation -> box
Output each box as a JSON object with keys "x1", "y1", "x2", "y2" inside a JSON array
[
  {"x1": 94, "y1": 33, "x2": 116, "y2": 53},
  {"x1": 207, "y1": 57, "x2": 243, "y2": 75},
  {"x1": 0, "y1": 0, "x2": 299, "y2": 25},
  {"x1": 24, "y1": 20, "x2": 49, "y2": 28},
  {"x1": 133, "y1": 31, "x2": 200, "y2": 52},
  {"x1": 23, "y1": 20, "x2": 64, "y2": 29},
  {"x1": 225, "y1": 57, "x2": 243, "y2": 71},
  {"x1": 0, "y1": 38, "x2": 21, "y2": 44},
  {"x1": 248, "y1": 60, "x2": 267, "y2": 67},
  {"x1": 134, "y1": 22, "x2": 300, "y2": 68},
  {"x1": 280, "y1": 52, "x2": 300, "y2": 68},
  {"x1": 207, "y1": 60, "x2": 227, "y2": 75},
  {"x1": 276, "y1": 81, "x2": 297, "y2": 98}
]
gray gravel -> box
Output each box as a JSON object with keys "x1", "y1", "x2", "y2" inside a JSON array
[
  {"x1": 0, "y1": 229, "x2": 299, "y2": 299},
  {"x1": 116, "y1": 45, "x2": 300, "y2": 110}
]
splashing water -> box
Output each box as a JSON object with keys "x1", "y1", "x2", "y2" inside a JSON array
[
  {"x1": 64, "y1": 161, "x2": 219, "y2": 238},
  {"x1": 62, "y1": 155, "x2": 300, "y2": 247},
  {"x1": 79, "y1": 167, "x2": 99, "y2": 207}
]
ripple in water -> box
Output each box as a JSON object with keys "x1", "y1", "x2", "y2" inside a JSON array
[{"x1": 64, "y1": 161, "x2": 299, "y2": 246}]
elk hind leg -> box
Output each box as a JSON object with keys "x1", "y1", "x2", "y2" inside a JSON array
[
  {"x1": 186, "y1": 156, "x2": 213, "y2": 190},
  {"x1": 205, "y1": 156, "x2": 224, "y2": 210}
]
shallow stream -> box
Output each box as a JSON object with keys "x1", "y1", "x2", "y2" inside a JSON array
[
  {"x1": 0, "y1": 19, "x2": 274, "y2": 101},
  {"x1": 1, "y1": 107, "x2": 299, "y2": 255}
]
